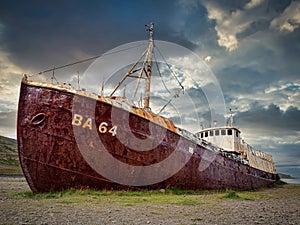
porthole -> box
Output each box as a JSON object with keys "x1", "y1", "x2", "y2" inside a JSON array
[{"x1": 31, "y1": 113, "x2": 46, "y2": 126}]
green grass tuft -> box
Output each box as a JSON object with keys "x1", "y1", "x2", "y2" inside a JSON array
[
  {"x1": 14, "y1": 186, "x2": 283, "y2": 205},
  {"x1": 13, "y1": 188, "x2": 214, "y2": 206},
  {"x1": 223, "y1": 190, "x2": 240, "y2": 199}
]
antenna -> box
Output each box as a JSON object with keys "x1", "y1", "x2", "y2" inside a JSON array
[
  {"x1": 77, "y1": 71, "x2": 80, "y2": 90},
  {"x1": 51, "y1": 67, "x2": 55, "y2": 84},
  {"x1": 200, "y1": 122, "x2": 204, "y2": 130},
  {"x1": 101, "y1": 81, "x2": 105, "y2": 96},
  {"x1": 51, "y1": 67, "x2": 59, "y2": 84},
  {"x1": 229, "y1": 108, "x2": 238, "y2": 127},
  {"x1": 145, "y1": 23, "x2": 154, "y2": 38}
]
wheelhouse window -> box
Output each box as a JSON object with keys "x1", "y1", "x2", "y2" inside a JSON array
[
  {"x1": 235, "y1": 130, "x2": 239, "y2": 137},
  {"x1": 209, "y1": 130, "x2": 214, "y2": 136},
  {"x1": 221, "y1": 129, "x2": 226, "y2": 135},
  {"x1": 215, "y1": 130, "x2": 219, "y2": 136},
  {"x1": 205, "y1": 131, "x2": 208, "y2": 137},
  {"x1": 200, "y1": 132, "x2": 203, "y2": 138},
  {"x1": 227, "y1": 129, "x2": 232, "y2": 135}
]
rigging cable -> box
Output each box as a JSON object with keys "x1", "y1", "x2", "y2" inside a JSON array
[
  {"x1": 154, "y1": 43, "x2": 184, "y2": 92},
  {"x1": 158, "y1": 88, "x2": 182, "y2": 114},
  {"x1": 153, "y1": 50, "x2": 172, "y2": 95},
  {"x1": 153, "y1": 44, "x2": 185, "y2": 114},
  {"x1": 28, "y1": 42, "x2": 148, "y2": 77}
]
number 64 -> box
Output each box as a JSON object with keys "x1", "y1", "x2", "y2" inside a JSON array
[{"x1": 98, "y1": 122, "x2": 118, "y2": 136}]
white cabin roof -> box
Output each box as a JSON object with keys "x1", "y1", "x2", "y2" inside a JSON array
[{"x1": 198, "y1": 126, "x2": 241, "y2": 134}]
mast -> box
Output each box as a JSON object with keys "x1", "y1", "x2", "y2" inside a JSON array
[{"x1": 144, "y1": 22, "x2": 154, "y2": 110}]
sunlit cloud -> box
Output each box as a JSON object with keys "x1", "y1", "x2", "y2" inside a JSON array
[
  {"x1": 270, "y1": 1, "x2": 300, "y2": 32},
  {"x1": 0, "y1": 51, "x2": 23, "y2": 112},
  {"x1": 203, "y1": 1, "x2": 240, "y2": 51},
  {"x1": 244, "y1": 0, "x2": 265, "y2": 10},
  {"x1": 202, "y1": 0, "x2": 274, "y2": 52},
  {"x1": 263, "y1": 80, "x2": 300, "y2": 110},
  {"x1": 204, "y1": 55, "x2": 212, "y2": 62}
]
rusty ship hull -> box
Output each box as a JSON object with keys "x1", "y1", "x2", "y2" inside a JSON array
[{"x1": 17, "y1": 80, "x2": 278, "y2": 192}]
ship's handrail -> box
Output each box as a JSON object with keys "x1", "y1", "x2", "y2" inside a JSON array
[
  {"x1": 242, "y1": 141, "x2": 273, "y2": 162},
  {"x1": 177, "y1": 127, "x2": 224, "y2": 153},
  {"x1": 177, "y1": 127, "x2": 249, "y2": 165},
  {"x1": 108, "y1": 97, "x2": 134, "y2": 111}
]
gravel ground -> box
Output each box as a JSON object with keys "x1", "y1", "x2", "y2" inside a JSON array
[{"x1": 0, "y1": 179, "x2": 299, "y2": 225}]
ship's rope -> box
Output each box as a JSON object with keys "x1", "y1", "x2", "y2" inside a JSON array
[
  {"x1": 27, "y1": 39, "x2": 185, "y2": 115},
  {"x1": 28, "y1": 42, "x2": 147, "y2": 77},
  {"x1": 158, "y1": 88, "x2": 182, "y2": 114},
  {"x1": 154, "y1": 43, "x2": 184, "y2": 92},
  {"x1": 153, "y1": 44, "x2": 185, "y2": 114},
  {"x1": 153, "y1": 51, "x2": 171, "y2": 95}
]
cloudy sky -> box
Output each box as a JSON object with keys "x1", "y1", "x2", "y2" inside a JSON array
[{"x1": 0, "y1": 0, "x2": 299, "y2": 178}]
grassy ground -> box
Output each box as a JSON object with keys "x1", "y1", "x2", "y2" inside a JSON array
[
  {"x1": 1, "y1": 181, "x2": 299, "y2": 224},
  {"x1": 12, "y1": 182, "x2": 293, "y2": 206}
]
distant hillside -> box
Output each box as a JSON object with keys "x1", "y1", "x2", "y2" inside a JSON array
[
  {"x1": 0, "y1": 135, "x2": 23, "y2": 176},
  {"x1": 0, "y1": 135, "x2": 17, "y2": 153}
]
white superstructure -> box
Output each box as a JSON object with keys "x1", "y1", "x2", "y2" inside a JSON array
[{"x1": 196, "y1": 122, "x2": 277, "y2": 174}]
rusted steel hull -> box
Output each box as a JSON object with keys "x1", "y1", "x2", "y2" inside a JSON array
[{"x1": 17, "y1": 81, "x2": 278, "y2": 192}]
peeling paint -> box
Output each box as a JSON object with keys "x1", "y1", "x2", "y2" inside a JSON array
[{"x1": 17, "y1": 79, "x2": 279, "y2": 192}]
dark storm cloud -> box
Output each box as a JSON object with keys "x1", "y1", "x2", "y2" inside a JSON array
[
  {"x1": 273, "y1": 29, "x2": 300, "y2": 75},
  {"x1": 219, "y1": 66, "x2": 273, "y2": 94},
  {"x1": 212, "y1": 28, "x2": 300, "y2": 102},
  {"x1": 238, "y1": 103, "x2": 300, "y2": 131},
  {"x1": 236, "y1": 19, "x2": 270, "y2": 39},
  {"x1": 0, "y1": 0, "x2": 198, "y2": 73},
  {"x1": 269, "y1": 143, "x2": 300, "y2": 178}
]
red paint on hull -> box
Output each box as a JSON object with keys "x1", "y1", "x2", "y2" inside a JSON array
[{"x1": 17, "y1": 82, "x2": 278, "y2": 192}]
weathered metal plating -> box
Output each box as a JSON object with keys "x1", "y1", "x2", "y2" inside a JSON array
[{"x1": 17, "y1": 78, "x2": 278, "y2": 192}]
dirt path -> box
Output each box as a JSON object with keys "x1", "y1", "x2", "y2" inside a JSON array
[{"x1": 1, "y1": 179, "x2": 299, "y2": 225}]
